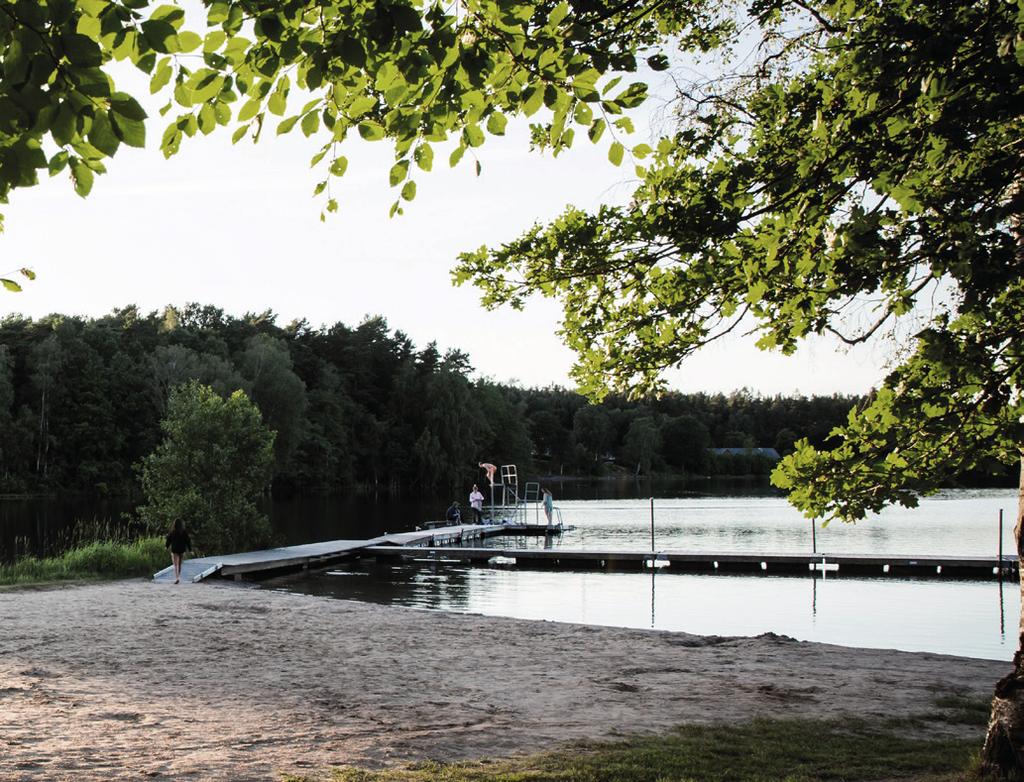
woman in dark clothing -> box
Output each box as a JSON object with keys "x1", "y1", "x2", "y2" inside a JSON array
[{"x1": 165, "y1": 520, "x2": 192, "y2": 585}]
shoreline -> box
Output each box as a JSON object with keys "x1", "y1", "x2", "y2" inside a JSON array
[{"x1": 0, "y1": 579, "x2": 1006, "y2": 781}]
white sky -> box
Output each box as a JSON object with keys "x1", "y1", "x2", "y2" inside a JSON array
[{"x1": 0, "y1": 52, "x2": 892, "y2": 397}]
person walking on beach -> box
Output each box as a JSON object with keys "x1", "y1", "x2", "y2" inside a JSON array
[
  {"x1": 542, "y1": 488, "x2": 554, "y2": 527},
  {"x1": 469, "y1": 484, "x2": 485, "y2": 524},
  {"x1": 165, "y1": 520, "x2": 192, "y2": 585}
]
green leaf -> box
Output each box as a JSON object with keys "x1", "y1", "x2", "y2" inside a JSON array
[
  {"x1": 347, "y1": 95, "x2": 377, "y2": 117},
  {"x1": 337, "y1": 37, "x2": 366, "y2": 68},
  {"x1": 268, "y1": 92, "x2": 287, "y2": 116},
  {"x1": 358, "y1": 121, "x2": 385, "y2": 140},
  {"x1": 401, "y1": 180, "x2": 416, "y2": 201},
  {"x1": 150, "y1": 59, "x2": 173, "y2": 93},
  {"x1": 608, "y1": 141, "x2": 624, "y2": 166},
  {"x1": 522, "y1": 86, "x2": 544, "y2": 117},
  {"x1": 87, "y1": 112, "x2": 120, "y2": 156},
  {"x1": 70, "y1": 158, "x2": 94, "y2": 196},
  {"x1": 389, "y1": 160, "x2": 409, "y2": 186},
  {"x1": 414, "y1": 144, "x2": 433, "y2": 172},
  {"x1": 141, "y1": 19, "x2": 178, "y2": 53},
  {"x1": 110, "y1": 112, "x2": 146, "y2": 147},
  {"x1": 198, "y1": 104, "x2": 217, "y2": 135},
  {"x1": 330, "y1": 156, "x2": 348, "y2": 177},
  {"x1": 177, "y1": 31, "x2": 202, "y2": 52},
  {"x1": 237, "y1": 99, "x2": 261, "y2": 122},
  {"x1": 464, "y1": 124, "x2": 485, "y2": 148},
  {"x1": 110, "y1": 94, "x2": 147, "y2": 121},
  {"x1": 486, "y1": 113, "x2": 508, "y2": 136},
  {"x1": 646, "y1": 53, "x2": 670, "y2": 71},
  {"x1": 61, "y1": 33, "x2": 102, "y2": 66},
  {"x1": 204, "y1": 30, "x2": 226, "y2": 53},
  {"x1": 300, "y1": 111, "x2": 320, "y2": 137},
  {"x1": 277, "y1": 115, "x2": 299, "y2": 135},
  {"x1": 1, "y1": 279, "x2": 23, "y2": 293}
]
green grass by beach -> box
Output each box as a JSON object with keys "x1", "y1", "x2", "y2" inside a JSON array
[
  {"x1": 0, "y1": 537, "x2": 167, "y2": 586},
  {"x1": 288, "y1": 711, "x2": 989, "y2": 782}
]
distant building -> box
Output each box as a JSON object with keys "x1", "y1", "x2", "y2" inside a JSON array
[{"x1": 710, "y1": 447, "x2": 782, "y2": 461}]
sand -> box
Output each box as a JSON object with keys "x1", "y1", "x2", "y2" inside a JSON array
[{"x1": 0, "y1": 579, "x2": 1007, "y2": 781}]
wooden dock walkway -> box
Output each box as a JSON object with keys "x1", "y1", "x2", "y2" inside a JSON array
[
  {"x1": 153, "y1": 523, "x2": 562, "y2": 583},
  {"x1": 154, "y1": 522, "x2": 1016, "y2": 583},
  {"x1": 361, "y1": 545, "x2": 1019, "y2": 580}
]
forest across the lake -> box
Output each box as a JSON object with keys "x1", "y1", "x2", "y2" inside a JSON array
[{"x1": 0, "y1": 304, "x2": 1014, "y2": 497}]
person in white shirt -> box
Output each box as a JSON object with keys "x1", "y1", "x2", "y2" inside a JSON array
[{"x1": 469, "y1": 484, "x2": 485, "y2": 524}]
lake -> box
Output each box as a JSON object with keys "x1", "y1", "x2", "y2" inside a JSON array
[
  {"x1": 3, "y1": 484, "x2": 1019, "y2": 660},
  {"x1": 264, "y1": 488, "x2": 1021, "y2": 661}
]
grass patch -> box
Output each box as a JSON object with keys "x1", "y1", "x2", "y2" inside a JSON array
[
  {"x1": 931, "y1": 696, "x2": 992, "y2": 727},
  {"x1": 0, "y1": 537, "x2": 167, "y2": 586},
  {"x1": 282, "y1": 717, "x2": 983, "y2": 782}
]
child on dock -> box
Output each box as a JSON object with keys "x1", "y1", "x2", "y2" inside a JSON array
[{"x1": 542, "y1": 488, "x2": 554, "y2": 527}]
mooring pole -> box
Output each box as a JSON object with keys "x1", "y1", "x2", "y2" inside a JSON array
[
  {"x1": 999, "y1": 508, "x2": 1004, "y2": 579},
  {"x1": 811, "y1": 517, "x2": 817, "y2": 555},
  {"x1": 650, "y1": 496, "x2": 655, "y2": 552}
]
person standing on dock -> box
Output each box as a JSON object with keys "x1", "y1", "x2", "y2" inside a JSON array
[
  {"x1": 446, "y1": 501, "x2": 462, "y2": 524},
  {"x1": 542, "y1": 488, "x2": 554, "y2": 527},
  {"x1": 165, "y1": 520, "x2": 192, "y2": 585},
  {"x1": 478, "y1": 462, "x2": 497, "y2": 486},
  {"x1": 469, "y1": 485, "x2": 485, "y2": 524}
]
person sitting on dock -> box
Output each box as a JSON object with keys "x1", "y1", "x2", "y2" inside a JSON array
[
  {"x1": 445, "y1": 501, "x2": 462, "y2": 524},
  {"x1": 469, "y1": 485, "x2": 484, "y2": 524}
]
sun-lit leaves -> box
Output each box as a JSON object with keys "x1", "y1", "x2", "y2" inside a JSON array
[{"x1": 452, "y1": 0, "x2": 1024, "y2": 527}]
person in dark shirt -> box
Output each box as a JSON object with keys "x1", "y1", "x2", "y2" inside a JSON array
[
  {"x1": 165, "y1": 520, "x2": 192, "y2": 585},
  {"x1": 445, "y1": 501, "x2": 461, "y2": 524}
]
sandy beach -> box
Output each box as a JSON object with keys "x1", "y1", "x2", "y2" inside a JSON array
[{"x1": 0, "y1": 578, "x2": 1007, "y2": 780}]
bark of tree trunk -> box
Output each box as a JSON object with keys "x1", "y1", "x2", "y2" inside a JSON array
[{"x1": 979, "y1": 453, "x2": 1024, "y2": 776}]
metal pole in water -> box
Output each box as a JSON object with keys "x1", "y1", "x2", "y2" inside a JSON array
[
  {"x1": 650, "y1": 496, "x2": 655, "y2": 552},
  {"x1": 811, "y1": 517, "x2": 817, "y2": 554},
  {"x1": 999, "y1": 508, "x2": 1004, "y2": 579}
]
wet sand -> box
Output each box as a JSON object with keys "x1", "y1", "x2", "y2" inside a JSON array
[{"x1": 0, "y1": 579, "x2": 1006, "y2": 780}]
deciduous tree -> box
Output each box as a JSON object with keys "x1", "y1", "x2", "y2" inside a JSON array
[{"x1": 137, "y1": 380, "x2": 274, "y2": 553}]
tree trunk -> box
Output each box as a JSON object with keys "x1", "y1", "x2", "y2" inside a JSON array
[{"x1": 979, "y1": 453, "x2": 1024, "y2": 776}]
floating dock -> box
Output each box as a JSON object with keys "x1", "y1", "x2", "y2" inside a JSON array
[
  {"x1": 154, "y1": 520, "x2": 1016, "y2": 584},
  {"x1": 152, "y1": 523, "x2": 570, "y2": 583},
  {"x1": 362, "y1": 545, "x2": 1019, "y2": 580}
]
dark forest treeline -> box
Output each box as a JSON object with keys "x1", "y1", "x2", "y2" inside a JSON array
[{"x1": 0, "y1": 304, "x2": 880, "y2": 496}]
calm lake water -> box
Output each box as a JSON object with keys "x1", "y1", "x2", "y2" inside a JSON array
[
  {"x1": 3, "y1": 484, "x2": 1019, "y2": 660},
  {"x1": 265, "y1": 488, "x2": 1021, "y2": 661}
]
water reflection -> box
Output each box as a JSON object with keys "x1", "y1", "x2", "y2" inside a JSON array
[{"x1": 267, "y1": 561, "x2": 1018, "y2": 661}]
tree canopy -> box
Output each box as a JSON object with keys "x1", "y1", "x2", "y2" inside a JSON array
[
  {"x1": 456, "y1": 0, "x2": 1024, "y2": 521},
  {"x1": 0, "y1": 0, "x2": 725, "y2": 222}
]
